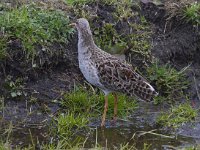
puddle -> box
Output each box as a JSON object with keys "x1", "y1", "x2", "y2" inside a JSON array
[
  {"x1": 11, "y1": 126, "x2": 49, "y2": 147},
  {"x1": 83, "y1": 124, "x2": 197, "y2": 150},
  {"x1": 83, "y1": 102, "x2": 198, "y2": 149},
  {"x1": 0, "y1": 100, "x2": 199, "y2": 149}
]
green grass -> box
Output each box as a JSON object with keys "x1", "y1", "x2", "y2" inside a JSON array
[
  {"x1": 100, "y1": 0, "x2": 133, "y2": 20},
  {"x1": 47, "y1": 86, "x2": 138, "y2": 148},
  {"x1": 183, "y1": 3, "x2": 200, "y2": 25},
  {"x1": 60, "y1": 86, "x2": 138, "y2": 118},
  {"x1": 0, "y1": 5, "x2": 74, "y2": 64},
  {"x1": 146, "y1": 62, "x2": 188, "y2": 104},
  {"x1": 127, "y1": 23, "x2": 151, "y2": 58},
  {"x1": 54, "y1": 113, "x2": 89, "y2": 140},
  {"x1": 48, "y1": 112, "x2": 90, "y2": 149},
  {"x1": 93, "y1": 23, "x2": 126, "y2": 54},
  {"x1": 166, "y1": 1, "x2": 200, "y2": 26},
  {"x1": 157, "y1": 103, "x2": 197, "y2": 128}
]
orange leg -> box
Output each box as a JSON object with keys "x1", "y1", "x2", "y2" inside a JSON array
[
  {"x1": 101, "y1": 95, "x2": 108, "y2": 127},
  {"x1": 113, "y1": 93, "x2": 118, "y2": 122}
]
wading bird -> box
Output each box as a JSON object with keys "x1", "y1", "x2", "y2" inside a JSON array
[{"x1": 70, "y1": 18, "x2": 158, "y2": 127}]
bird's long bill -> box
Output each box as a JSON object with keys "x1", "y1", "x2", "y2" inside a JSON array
[{"x1": 69, "y1": 23, "x2": 76, "y2": 27}]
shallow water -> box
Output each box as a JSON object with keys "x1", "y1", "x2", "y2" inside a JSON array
[
  {"x1": 85, "y1": 122, "x2": 196, "y2": 150},
  {"x1": 0, "y1": 100, "x2": 199, "y2": 149},
  {"x1": 86, "y1": 122, "x2": 196, "y2": 149},
  {"x1": 84, "y1": 102, "x2": 199, "y2": 149}
]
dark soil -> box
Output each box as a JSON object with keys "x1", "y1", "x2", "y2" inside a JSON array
[{"x1": 141, "y1": 0, "x2": 200, "y2": 103}]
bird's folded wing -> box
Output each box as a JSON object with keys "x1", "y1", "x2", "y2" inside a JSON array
[{"x1": 96, "y1": 59, "x2": 157, "y2": 101}]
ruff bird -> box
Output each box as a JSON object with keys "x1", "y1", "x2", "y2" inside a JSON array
[{"x1": 70, "y1": 18, "x2": 158, "y2": 127}]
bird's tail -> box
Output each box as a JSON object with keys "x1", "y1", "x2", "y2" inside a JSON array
[{"x1": 132, "y1": 80, "x2": 158, "y2": 102}]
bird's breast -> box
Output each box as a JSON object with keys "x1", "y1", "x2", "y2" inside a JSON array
[
  {"x1": 80, "y1": 60, "x2": 104, "y2": 89},
  {"x1": 78, "y1": 53, "x2": 103, "y2": 88}
]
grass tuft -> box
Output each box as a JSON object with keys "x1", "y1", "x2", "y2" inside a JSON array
[
  {"x1": 60, "y1": 86, "x2": 138, "y2": 118},
  {"x1": 183, "y1": 3, "x2": 200, "y2": 25},
  {"x1": 94, "y1": 23, "x2": 126, "y2": 54},
  {"x1": 146, "y1": 62, "x2": 188, "y2": 104},
  {"x1": 157, "y1": 103, "x2": 197, "y2": 128},
  {"x1": 55, "y1": 113, "x2": 89, "y2": 139},
  {"x1": 166, "y1": 1, "x2": 200, "y2": 26}
]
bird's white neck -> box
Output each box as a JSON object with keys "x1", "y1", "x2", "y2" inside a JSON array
[{"x1": 77, "y1": 28, "x2": 96, "y2": 54}]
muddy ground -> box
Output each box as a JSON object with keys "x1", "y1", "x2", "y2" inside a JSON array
[
  {"x1": 141, "y1": 0, "x2": 200, "y2": 101},
  {"x1": 0, "y1": 0, "x2": 200, "y2": 149}
]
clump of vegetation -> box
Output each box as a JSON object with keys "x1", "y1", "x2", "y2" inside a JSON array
[
  {"x1": 0, "y1": 5, "x2": 74, "y2": 66},
  {"x1": 165, "y1": 1, "x2": 200, "y2": 26},
  {"x1": 54, "y1": 113, "x2": 88, "y2": 140},
  {"x1": 66, "y1": 0, "x2": 94, "y2": 19},
  {"x1": 157, "y1": 103, "x2": 197, "y2": 128},
  {"x1": 101, "y1": 0, "x2": 133, "y2": 20},
  {"x1": 182, "y1": 3, "x2": 200, "y2": 25},
  {"x1": 127, "y1": 20, "x2": 152, "y2": 60},
  {"x1": 60, "y1": 86, "x2": 138, "y2": 118},
  {"x1": 3, "y1": 75, "x2": 27, "y2": 99},
  {"x1": 146, "y1": 62, "x2": 188, "y2": 104},
  {"x1": 48, "y1": 86, "x2": 137, "y2": 148},
  {"x1": 93, "y1": 23, "x2": 126, "y2": 54}
]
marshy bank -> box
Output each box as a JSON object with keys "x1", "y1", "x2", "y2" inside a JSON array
[{"x1": 0, "y1": 0, "x2": 200, "y2": 149}]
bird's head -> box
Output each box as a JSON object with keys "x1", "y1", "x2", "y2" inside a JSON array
[
  {"x1": 70, "y1": 18, "x2": 90, "y2": 32},
  {"x1": 70, "y1": 18, "x2": 94, "y2": 46}
]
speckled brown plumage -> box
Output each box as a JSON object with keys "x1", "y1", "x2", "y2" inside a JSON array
[
  {"x1": 72, "y1": 18, "x2": 158, "y2": 126},
  {"x1": 91, "y1": 46, "x2": 157, "y2": 101}
]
